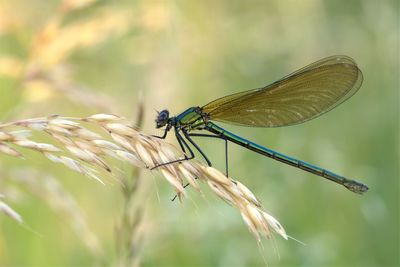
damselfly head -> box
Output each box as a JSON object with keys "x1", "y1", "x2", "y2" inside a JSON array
[{"x1": 155, "y1": 109, "x2": 169, "y2": 128}]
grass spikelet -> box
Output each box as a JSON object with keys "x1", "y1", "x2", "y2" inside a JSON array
[
  {"x1": 202, "y1": 166, "x2": 231, "y2": 186},
  {"x1": 160, "y1": 169, "x2": 186, "y2": 197},
  {"x1": 49, "y1": 118, "x2": 80, "y2": 130},
  {"x1": 245, "y1": 204, "x2": 270, "y2": 240},
  {"x1": 104, "y1": 123, "x2": 138, "y2": 137},
  {"x1": 74, "y1": 128, "x2": 102, "y2": 140},
  {"x1": 0, "y1": 143, "x2": 23, "y2": 157},
  {"x1": 262, "y1": 212, "x2": 288, "y2": 240},
  {"x1": 236, "y1": 181, "x2": 262, "y2": 208},
  {"x1": 0, "y1": 200, "x2": 23, "y2": 224},
  {"x1": 92, "y1": 139, "x2": 121, "y2": 150},
  {"x1": 0, "y1": 132, "x2": 14, "y2": 141},
  {"x1": 135, "y1": 142, "x2": 155, "y2": 167},
  {"x1": 178, "y1": 163, "x2": 200, "y2": 192},
  {"x1": 207, "y1": 180, "x2": 235, "y2": 205},
  {"x1": 113, "y1": 150, "x2": 143, "y2": 167},
  {"x1": 85, "y1": 114, "x2": 121, "y2": 122},
  {"x1": 13, "y1": 140, "x2": 61, "y2": 152},
  {"x1": 110, "y1": 133, "x2": 136, "y2": 152},
  {"x1": 240, "y1": 208, "x2": 260, "y2": 241},
  {"x1": 74, "y1": 140, "x2": 103, "y2": 155}
]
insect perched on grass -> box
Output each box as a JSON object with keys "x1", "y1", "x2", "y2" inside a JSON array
[{"x1": 154, "y1": 55, "x2": 368, "y2": 194}]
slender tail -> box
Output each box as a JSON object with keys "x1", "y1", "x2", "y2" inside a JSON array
[{"x1": 205, "y1": 122, "x2": 368, "y2": 194}]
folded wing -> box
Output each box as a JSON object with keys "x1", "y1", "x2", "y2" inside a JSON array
[{"x1": 202, "y1": 56, "x2": 363, "y2": 127}]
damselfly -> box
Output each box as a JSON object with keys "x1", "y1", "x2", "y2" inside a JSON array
[{"x1": 154, "y1": 55, "x2": 368, "y2": 194}]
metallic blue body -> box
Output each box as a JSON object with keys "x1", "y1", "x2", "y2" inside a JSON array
[{"x1": 204, "y1": 121, "x2": 367, "y2": 193}]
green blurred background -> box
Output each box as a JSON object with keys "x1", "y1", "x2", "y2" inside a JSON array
[{"x1": 0, "y1": 0, "x2": 398, "y2": 266}]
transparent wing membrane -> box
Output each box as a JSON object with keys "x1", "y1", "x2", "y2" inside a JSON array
[{"x1": 202, "y1": 56, "x2": 363, "y2": 127}]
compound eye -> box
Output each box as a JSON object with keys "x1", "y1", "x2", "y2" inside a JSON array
[{"x1": 159, "y1": 110, "x2": 169, "y2": 120}]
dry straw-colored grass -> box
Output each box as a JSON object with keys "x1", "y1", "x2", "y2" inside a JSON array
[
  {"x1": 0, "y1": 113, "x2": 287, "y2": 242},
  {"x1": 0, "y1": 197, "x2": 23, "y2": 224},
  {"x1": 0, "y1": 0, "x2": 131, "y2": 112},
  {"x1": 0, "y1": 0, "x2": 286, "y2": 265}
]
